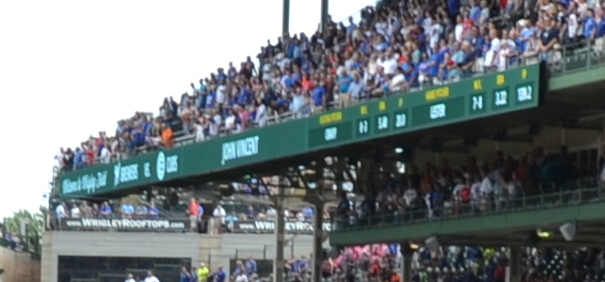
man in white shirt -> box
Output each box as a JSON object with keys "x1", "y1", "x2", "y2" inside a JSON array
[
  {"x1": 55, "y1": 202, "x2": 67, "y2": 230},
  {"x1": 125, "y1": 273, "x2": 136, "y2": 282},
  {"x1": 235, "y1": 269, "x2": 249, "y2": 282},
  {"x1": 213, "y1": 205, "x2": 226, "y2": 233},
  {"x1": 479, "y1": 170, "x2": 493, "y2": 212},
  {"x1": 144, "y1": 271, "x2": 160, "y2": 282},
  {"x1": 71, "y1": 203, "x2": 80, "y2": 218},
  {"x1": 402, "y1": 188, "x2": 418, "y2": 208},
  {"x1": 216, "y1": 81, "x2": 227, "y2": 106},
  {"x1": 54, "y1": 148, "x2": 65, "y2": 169},
  {"x1": 99, "y1": 146, "x2": 111, "y2": 164},
  {"x1": 390, "y1": 67, "x2": 407, "y2": 92},
  {"x1": 378, "y1": 51, "x2": 398, "y2": 75}
]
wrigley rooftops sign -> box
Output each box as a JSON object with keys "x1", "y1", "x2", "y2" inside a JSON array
[{"x1": 61, "y1": 151, "x2": 180, "y2": 196}]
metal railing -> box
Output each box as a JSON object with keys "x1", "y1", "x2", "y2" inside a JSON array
[{"x1": 333, "y1": 177, "x2": 602, "y2": 232}]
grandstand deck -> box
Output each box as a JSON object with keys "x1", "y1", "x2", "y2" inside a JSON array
[{"x1": 56, "y1": 58, "x2": 605, "y2": 200}]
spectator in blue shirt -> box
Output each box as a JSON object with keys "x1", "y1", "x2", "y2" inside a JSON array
[
  {"x1": 213, "y1": 265, "x2": 227, "y2": 282},
  {"x1": 584, "y1": 10, "x2": 597, "y2": 40},
  {"x1": 245, "y1": 256, "x2": 258, "y2": 276},
  {"x1": 148, "y1": 202, "x2": 159, "y2": 219},
  {"x1": 121, "y1": 202, "x2": 134, "y2": 218},
  {"x1": 73, "y1": 148, "x2": 86, "y2": 169},
  {"x1": 180, "y1": 266, "x2": 192, "y2": 282},
  {"x1": 311, "y1": 80, "x2": 326, "y2": 110},
  {"x1": 100, "y1": 202, "x2": 112, "y2": 218},
  {"x1": 598, "y1": 9, "x2": 605, "y2": 37}
]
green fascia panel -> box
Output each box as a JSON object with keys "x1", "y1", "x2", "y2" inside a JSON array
[
  {"x1": 549, "y1": 66, "x2": 605, "y2": 91},
  {"x1": 330, "y1": 201, "x2": 605, "y2": 246}
]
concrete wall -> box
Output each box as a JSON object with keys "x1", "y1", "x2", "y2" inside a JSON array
[
  {"x1": 0, "y1": 247, "x2": 40, "y2": 282},
  {"x1": 41, "y1": 232, "x2": 221, "y2": 282},
  {"x1": 41, "y1": 231, "x2": 318, "y2": 282},
  {"x1": 210, "y1": 234, "x2": 315, "y2": 273}
]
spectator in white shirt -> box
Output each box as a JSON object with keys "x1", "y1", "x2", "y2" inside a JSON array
[
  {"x1": 144, "y1": 271, "x2": 160, "y2": 282},
  {"x1": 213, "y1": 204, "x2": 226, "y2": 233},
  {"x1": 235, "y1": 270, "x2": 249, "y2": 282},
  {"x1": 255, "y1": 99, "x2": 267, "y2": 127},
  {"x1": 55, "y1": 202, "x2": 67, "y2": 229},
  {"x1": 125, "y1": 273, "x2": 136, "y2": 282},
  {"x1": 484, "y1": 28, "x2": 501, "y2": 70},
  {"x1": 378, "y1": 51, "x2": 398, "y2": 75},
  {"x1": 55, "y1": 148, "x2": 65, "y2": 170},
  {"x1": 71, "y1": 203, "x2": 80, "y2": 218},
  {"x1": 99, "y1": 146, "x2": 111, "y2": 164}
]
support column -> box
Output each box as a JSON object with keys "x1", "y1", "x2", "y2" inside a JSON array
[
  {"x1": 506, "y1": 247, "x2": 520, "y2": 282},
  {"x1": 402, "y1": 254, "x2": 412, "y2": 282},
  {"x1": 312, "y1": 202, "x2": 325, "y2": 282},
  {"x1": 145, "y1": 187, "x2": 153, "y2": 202},
  {"x1": 321, "y1": 0, "x2": 329, "y2": 32},
  {"x1": 282, "y1": 0, "x2": 290, "y2": 35},
  {"x1": 273, "y1": 192, "x2": 286, "y2": 282},
  {"x1": 598, "y1": 119, "x2": 605, "y2": 174}
]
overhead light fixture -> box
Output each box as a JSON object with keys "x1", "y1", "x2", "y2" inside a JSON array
[
  {"x1": 537, "y1": 230, "x2": 552, "y2": 238},
  {"x1": 560, "y1": 222, "x2": 577, "y2": 241},
  {"x1": 425, "y1": 236, "x2": 440, "y2": 252},
  {"x1": 396, "y1": 161, "x2": 406, "y2": 174}
]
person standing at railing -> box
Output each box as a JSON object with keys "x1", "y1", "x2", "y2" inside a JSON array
[
  {"x1": 55, "y1": 202, "x2": 67, "y2": 230},
  {"x1": 538, "y1": 16, "x2": 560, "y2": 62},
  {"x1": 144, "y1": 270, "x2": 160, "y2": 282},
  {"x1": 188, "y1": 198, "x2": 199, "y2": 233},
  {"x1": 161, "y1": 123, "x2": 174, "y2": 148},
  {"x1": 122, "y1": 201, "x2": 134, "y2": 219},
  {"x1": 180, "y1": 266, "x2": 192, "y2": 282},
  {"x1": 197, "y1": 263, "x2": 210, "y2": 282},
  {"x1": 213, "y1": 204, "x2": 226, "y2": 234},
  {"x1": 212, "y1": 265, "x2": 227, "y2": 282},
  {"x1": 245, "y1": 255, "x2": 257, "y2": 277},
  {"x1": 148, "y1": 202, "x2": 160, "y2": 219},
  {"x1": 100, "y1": 201, "x2": 113, "y2": 218}
]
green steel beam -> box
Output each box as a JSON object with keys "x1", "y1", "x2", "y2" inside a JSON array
[{"x1": 282, "y1": 0, "x2": 290, "y2": 35}]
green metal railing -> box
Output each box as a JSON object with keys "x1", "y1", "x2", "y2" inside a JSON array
[
  {"x1": 333, "y1": 177, "x2": 602, "y2": 232},
  {"x1": 550, "y1": 40, "x2": 605, "y2": 77}
]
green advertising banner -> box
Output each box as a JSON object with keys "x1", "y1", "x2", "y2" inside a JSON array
[{"x1": 59, "y1": 65, "x2": 541, "y2": 198}]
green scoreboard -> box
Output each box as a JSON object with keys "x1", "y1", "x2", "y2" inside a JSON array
[{"x1": 307, "y1": 64, "x2": 540, "y2": 149}]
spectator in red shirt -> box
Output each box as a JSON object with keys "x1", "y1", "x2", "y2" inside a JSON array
[{"x1": 188, "y1": 198, "x2": 199, "y2": 232}]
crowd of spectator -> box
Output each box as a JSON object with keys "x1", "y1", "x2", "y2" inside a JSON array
[
  {"x1": 217, "y1": 244, "x2": 605, "y2": 282},
  {"x1": 56, "y1": 0, "x2": 605, "y2": 173},
  {"x1": 53, "y1": 200, "x2": 162, "y2": 221},
  {"x1": 49, "y1": 0, "x2": 605, "y2": 280},
  {"x1": 333, "y1": 146, "x2": 596, "y2": 229}
]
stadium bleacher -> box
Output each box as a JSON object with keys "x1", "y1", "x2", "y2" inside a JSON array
[
  {"x1": 51, "y1": 0, "x2": 605, "y2": 280},
  {"x1": 55, "y1": 0, "x2": 605, "y2": 173}
]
